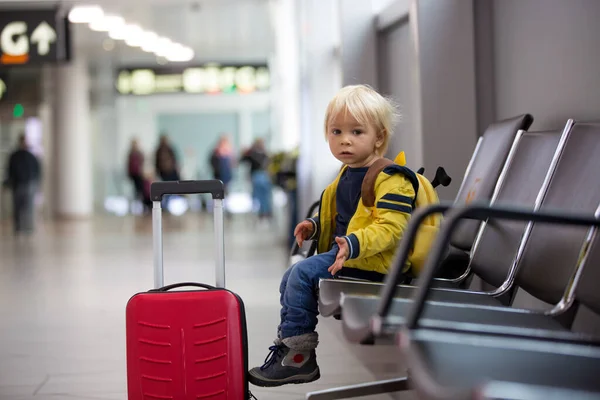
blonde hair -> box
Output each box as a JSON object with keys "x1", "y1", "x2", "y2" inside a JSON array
[{"x1": 324, "y1": 84, "x2": 398, "y2": 156}]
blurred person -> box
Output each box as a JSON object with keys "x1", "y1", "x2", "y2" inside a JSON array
[
  {"x1": 154, "y1": 133, "x2": 180, "y2": 182},
  {"x1": 240, "y1": 138, "x2": 273, "y2": 220},
  {"x1": 248, "y1": 85, "x2": 416, "y2": 387},
  {"x1": 209, "y1": 135, "x2": 234, "y2": 191},
  {"x1": 154, "y1": 134, "x2": 180, "y2": 210},
  {"x1": 127, "y1": 138, "x2": 145, "y2": 202},
  {"x1": 3, "y1": 133, "x2": 42, "y2": 235},
  {"x1": 141, "y1": 170, "x2": 155, "y2": 213},
  {"x1": 270, "y1": 148, "x2": 299, "y2": 247}
]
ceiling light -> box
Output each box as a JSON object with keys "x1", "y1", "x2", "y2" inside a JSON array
[
  {"x1": 154, "y1": 37, "x2": 174, "y2": 57},
  {"x1": 140, "y1": 32, "x2": 159, "y2": 52},
  {"x1": 166, "y1": 44, "x2": 194, "y2": 62},
  {"x1": 69, "y1": 5, "x2": 104, "y2": 24},
  {"x1": 109, "y1": 23, "x2": 140, "y2": 41},
  {"x1": 141, "y1": 41, "x2": 157, "y2": 53},
  {"x1": 165, "y1": 43, "x2": 185, "y2": 59},
  {"x1": 81, "y1": 11, "x2": 193, "y2": 64},
  {"x1": 108, "y1": 25, "x2": 127, "y2": 40},
  {"x1": 89, "y1": 15, "x2": 125, "y2": 32},
  {"x1": 123, "y1": 25, "x2": 144, "y2": 46},
  {"x1": 128, "y1": 30, "x2": 156, "y2": 48}
]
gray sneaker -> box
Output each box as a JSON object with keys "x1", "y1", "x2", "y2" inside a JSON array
[{"x1": 248, "y1": 344, "x2": 320, "y2": 387}]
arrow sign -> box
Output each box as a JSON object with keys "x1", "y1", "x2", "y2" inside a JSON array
[
  {"x1": 30, "y1": 21, "x2": 56, "y2": 56},
  {"x1": 0, "y1": 9, "x2": 71, "y2": 65}
]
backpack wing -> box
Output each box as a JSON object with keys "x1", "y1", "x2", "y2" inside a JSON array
[{"x1": 408, "y1": 174, "x2": 442, "y2": 276}]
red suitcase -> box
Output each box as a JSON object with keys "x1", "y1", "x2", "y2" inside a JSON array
[{"x1": 126, "y1": 180, "x2": 252, "y2": 400}]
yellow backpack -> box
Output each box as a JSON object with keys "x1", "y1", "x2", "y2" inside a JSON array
[{"x1": 361, "y1": 152, "x2": 449, "y2": 276}]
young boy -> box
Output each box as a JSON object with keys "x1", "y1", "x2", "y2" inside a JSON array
[{"x1": 248, "y1": 85, "x2": 418, "y2": 387}]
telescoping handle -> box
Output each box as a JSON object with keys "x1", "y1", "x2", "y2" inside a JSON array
[{"x1": 151, "y1": 180, "x2": 226, "y2": 290}]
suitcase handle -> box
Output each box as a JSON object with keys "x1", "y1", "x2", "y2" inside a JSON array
[
  {"x1": 151, "y1": 180, "x2": 225, "y2": 201},
  {"x1": 151, "y1": 282, "x2": 217, "y2": 292},
  {"x1": 152, "y1": 179, "x2": 226, "y2": 290}
]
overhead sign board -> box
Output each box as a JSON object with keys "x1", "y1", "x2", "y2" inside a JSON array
[
  {"x1": 0, "y1": 69, "x2": 42, "y2": 104},
  {"x1": 0, "y1": 9, "x2": 71, "y2": 66},
  {"x1": 116, "y1": 64, "x2": 270, "y2": 96}
]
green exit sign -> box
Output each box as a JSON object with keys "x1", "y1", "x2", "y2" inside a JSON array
[{"x1": 13, "y1": 103, "x2": 24, "y2": 118}]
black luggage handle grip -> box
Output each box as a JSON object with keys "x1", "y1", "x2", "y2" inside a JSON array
[
  {"x1": 150, "y1": 282, "x2": 217, "y2": 292},
  {"x1": 151, "y1": 180, "x2": 225, "y2": 201}
]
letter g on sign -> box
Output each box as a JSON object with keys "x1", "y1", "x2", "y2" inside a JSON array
[{"x1": 1, "y1": 21, "x2": 29, "y2": 56}]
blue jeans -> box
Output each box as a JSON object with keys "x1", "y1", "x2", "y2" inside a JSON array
[
  {"x1": 278, "y1": 245, "x2": 339, "y2": 339},
  {"x1": 251, "y1": 171, "x2": 273, "y2": 217}
]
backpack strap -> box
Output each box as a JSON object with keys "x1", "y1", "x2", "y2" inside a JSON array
[{"x1": 361, "y1": 158, "x2": 394, "y2": 207}]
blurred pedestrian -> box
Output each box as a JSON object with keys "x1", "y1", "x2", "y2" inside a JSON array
[
  {"x1": 155, "y1": 133, "x2": 180, "y2": 182},
  {"x1": 127, "y1": 138, "x2": 145, "y2": 202},
  {"x1": 210, "y1": 134, "x2": 234, "y2": 192},
  {"x1": 3, "y1": 133, "x2": 41, "y2": 235},
  {"x1": 241, "y1": 138, "x2": 273, "y2": 220}
]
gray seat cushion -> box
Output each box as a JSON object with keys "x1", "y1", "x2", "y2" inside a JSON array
[
  {"x1": 402, "y1": 328, "x2": 600, "y2": 396},
  {"x1": 318, "y1": 279, "x2": 502, "y2": 317}
]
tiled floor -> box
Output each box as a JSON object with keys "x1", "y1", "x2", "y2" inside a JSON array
[{"x1": 0, "y1": 213, "x2": 413, "y2": 400}]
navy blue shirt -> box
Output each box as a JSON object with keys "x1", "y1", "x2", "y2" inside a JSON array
[{"x1": 334, "y1": 167, "x2": 369, "y2": 238}]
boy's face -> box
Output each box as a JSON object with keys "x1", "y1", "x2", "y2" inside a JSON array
[{"x1": 327, "y1": 111, "x2": 383, "y2": 168}]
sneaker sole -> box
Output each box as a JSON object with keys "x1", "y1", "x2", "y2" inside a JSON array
[{"x1": 248, "y1": 368, "x2": 321, "y2": 387}]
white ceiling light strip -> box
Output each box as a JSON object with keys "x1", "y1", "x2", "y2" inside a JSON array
[
  {"x1": 122, "y1": 25, "x2": 144, "y2": 47},
  {"x1": 139, "y1": 32, "x2": 159, "y2": 52},
  {"x1": 68, "y1": 5, "x2": 194, "y2": 63},
  {"x1": 67, "y1": 5, "x2": 104, "y2": 24},
  {"x1": 89, "y1": 15, "x2": 125, "y2": 32}
]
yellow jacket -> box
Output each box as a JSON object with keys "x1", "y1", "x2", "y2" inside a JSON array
[{"x1": 309, "y1": 163, "x2": 418, "y2": 274}]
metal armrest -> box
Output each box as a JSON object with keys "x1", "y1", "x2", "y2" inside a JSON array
[
  {"x1": 394, "y1": 204, "x2": 600, "y2": 400},
  {"x1": 376, "y1": 203, "x2": 454, "y2": 314},
  {"x1": 290, "y1": 200, "x2": 320, "y2": 258},
  {"x1": 403, "y1": 203, "x2": 600, "y2": 330}
]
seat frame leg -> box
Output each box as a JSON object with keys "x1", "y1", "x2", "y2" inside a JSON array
[{"x1": 305, "y1": 377, "x2": 409, "y2": 399}]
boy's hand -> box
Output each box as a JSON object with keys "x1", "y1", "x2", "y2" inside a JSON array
[
  {"x1": 294, "y1": 220, "x2": 314, "y2": 247},
  {"x1": 328, "y1": 237, "x2": 349, "y2": 276}
]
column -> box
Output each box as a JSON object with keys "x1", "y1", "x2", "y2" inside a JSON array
[
  {"x1": 339, "y1": 0, "x2": 378, "y2": 88},
  {"x1": 268, "y1": 0, "x2": 300, "y2": 152},
  {"x1": 414, "y1": 0, "x2": 478, "y2": 200},
  {"x1": 39, "y1": 66, "x2": 55, "y2": 219},
  {"x1": 53, "y1": 58, "x2": 93, "y2": 218},
  {"x1": 93, "y1": 58, "x2": 118, "y2": 206},
  {"x1": 296, "y1": 0, "x2": 343, "y2": 218}
]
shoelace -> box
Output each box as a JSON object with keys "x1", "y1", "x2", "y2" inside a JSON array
[{"x1": 260, "y1": 344, "x2": 284, "y2": 370}]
